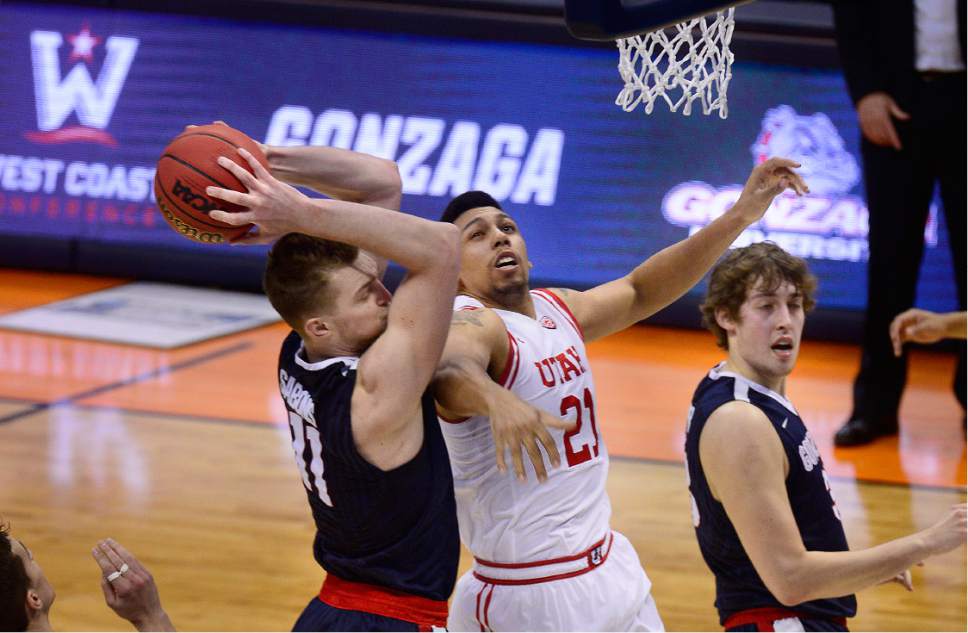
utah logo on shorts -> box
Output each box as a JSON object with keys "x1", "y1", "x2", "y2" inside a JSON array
[{"x1": 540, "y1": 316, "x2": 557, "y2": 329}]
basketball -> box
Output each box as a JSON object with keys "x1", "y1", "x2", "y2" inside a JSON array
[{"x1": 154, "y1": 124, "x2": 269, "y2": 244}]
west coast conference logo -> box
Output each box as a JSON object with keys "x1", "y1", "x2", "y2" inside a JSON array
[
  {"x1": 662, "y1": 105, "x2": 938, "y2": 262},
  {"x1": 26, "y1": 24, "x2": 139, "y2": 148}
]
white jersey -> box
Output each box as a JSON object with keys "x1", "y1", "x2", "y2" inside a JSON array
[{"x1": 439, "y1": 289, "x2": 611, "y2": 564}]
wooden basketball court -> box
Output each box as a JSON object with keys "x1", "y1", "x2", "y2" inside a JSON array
[{"x1": 0, "y1": 269, "x2": 964, "y2": 631}]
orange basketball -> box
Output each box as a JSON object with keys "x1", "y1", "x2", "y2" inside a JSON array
[{"x1": 154, "y1": 124, "x2": 269, "y2": 243}]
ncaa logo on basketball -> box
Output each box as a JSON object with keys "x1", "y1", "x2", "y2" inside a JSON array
[
  {"x1": 540, "y1": 316, "x2": 557, "y2": 329},
  {"x1": 171, "y1": 179, "x2": 217, "y2": 212},
  {"x1": 751, "y1": 105, "x2": 859, "y2": 196},
  {"x1": 26, "y1": 24, "x2": 139, "y2": 148}
]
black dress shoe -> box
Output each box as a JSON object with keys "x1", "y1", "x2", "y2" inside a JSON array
[{"x1": 833, "y1": 417, "x2": 898, "y2": 447}]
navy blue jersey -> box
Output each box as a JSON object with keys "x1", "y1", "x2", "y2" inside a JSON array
[
  {"x1": 278, "y1": 330, "x2": 459, "y2": 601},
  {"x1": 684, "y1": 363, "x2": 857, "y2": 624}
]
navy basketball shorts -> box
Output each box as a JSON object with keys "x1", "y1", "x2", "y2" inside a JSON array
[{"x1": 293, "y1": 596, "x2": 420, "y2": 632}]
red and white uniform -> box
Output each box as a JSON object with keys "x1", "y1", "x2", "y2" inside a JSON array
[{"x1": 440, "y1": 290, "x2": 664, "y2": 632}]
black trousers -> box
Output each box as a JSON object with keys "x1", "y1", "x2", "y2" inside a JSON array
[{"x1": 852, "y1": 72, "x2": 967, "y2": 425}]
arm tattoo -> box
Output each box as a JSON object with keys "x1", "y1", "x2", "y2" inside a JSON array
[{"x1": 451, "y1": 310, "x2": 485, "y2": 328}]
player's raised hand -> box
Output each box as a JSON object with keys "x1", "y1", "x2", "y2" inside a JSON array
[
  {"x1": 185, "y1": 121, "x2": 269, "y2": 155},
  {"x1": 184, "y1": 120, "x2": 227, "y2": 132},
  {"x1": 92, "y1": 538, "x2": 175, "y2": 632},
  {"x1": 184, "y1": 122, "x2": 270, "y2": 173},
  {"x1": 733, "y1": 157, "x2": 809, "y2": 224},
  {"x1": 890, "y1": 308, "x2": 952, "y2": 356},
  {"x1": 487, "y1": 388, "x2": 576, "y2": 483},
  {"x1": 207, "y1": 147, "x2": 310, "y2": 245},
  {"x1": 187, "y1": 121, "x2": 269, "y2": 157}
]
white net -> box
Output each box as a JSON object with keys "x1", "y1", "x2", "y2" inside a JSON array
[{"x1": 615, "y1": 8, "x2": 735, "y2": 118}]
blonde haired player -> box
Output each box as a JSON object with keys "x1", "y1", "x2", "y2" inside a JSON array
[{"x1": 433, "y1": 158, "x2": 808, "y2": 631}]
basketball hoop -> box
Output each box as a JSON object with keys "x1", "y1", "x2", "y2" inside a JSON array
[{"x1": 615, "y1": 8, "x2": 735, "y2": 118}]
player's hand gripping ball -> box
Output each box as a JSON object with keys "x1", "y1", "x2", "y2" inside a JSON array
[{"x1": 154, "y1": 123, "x2": 268, "y2": 243}]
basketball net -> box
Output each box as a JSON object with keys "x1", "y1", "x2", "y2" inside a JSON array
[{"x1": 615, "y1": 8, "x2": 735, "y2": 118}]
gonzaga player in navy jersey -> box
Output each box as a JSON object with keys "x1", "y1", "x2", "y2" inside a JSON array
[
  {"x1": 686, "y1": 242, "x2": 966, "y2": 632},
  {"x1": 208, "y1": 142, "x2": 461, "y2": 630}
]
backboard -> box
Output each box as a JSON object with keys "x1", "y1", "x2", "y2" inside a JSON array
[{"x1": 564, "y1": 0, "x2": 744, "y2": 41}]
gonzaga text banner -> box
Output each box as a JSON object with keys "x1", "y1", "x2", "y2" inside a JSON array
[{"x1": 0, "y1": 2, "x2": 958, "y2": 313}]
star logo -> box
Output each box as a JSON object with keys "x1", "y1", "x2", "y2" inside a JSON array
[
  {"x1": 27, "y1": 25, "x2": 139, "y2": 147},
  {"x1": 67, "y1": 24, "x2": 101, "y2": 63}
]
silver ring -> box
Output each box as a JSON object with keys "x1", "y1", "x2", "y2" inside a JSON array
[{"x1": 106, "y1": 563, "x2": 130, "y2": 583}]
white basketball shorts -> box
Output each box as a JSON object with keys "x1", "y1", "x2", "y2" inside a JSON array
[{"x1": 448, "y1": 530, "x2": 664, "y2": 631}]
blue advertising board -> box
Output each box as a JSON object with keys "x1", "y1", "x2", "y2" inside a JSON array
[{"x1": 0, "y1": 2, "x2": 959, "y2": 312}]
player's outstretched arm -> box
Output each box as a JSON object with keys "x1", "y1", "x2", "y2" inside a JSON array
[
  {"x1": 262, "y1": 144, "x2": 402, "y2": 211},
  {"x1": 190, "y1": 122, "x2": 401, "y2": 210},
  {"x1": 193, "y1": 121, "x2": 400, "y2": 274},
  {"x1": 210, "y1": 148, "x2": 433, "y2": 259},
  {"x1": 433, "y1": 309, "x2": 575, "y2": 482},
  {"x1": 551, "y1": 158, "x2": 808, "y2": 342},
  {"x1": 700, "y1": 402, "x2": 967, "y2": 606},
  {"x1": 260, "y1": 144, "x2": 402, "y2": 278},
  {"x1": 890, "y1": 309, "x2": 968, "y2": 356}
]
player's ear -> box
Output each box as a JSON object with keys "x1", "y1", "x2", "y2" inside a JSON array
[
  {"x1": 25, "y1": 588, "x2": 43, "y2": 613},
  {"x1": 304, "y1": 316, "x2": 331, "y2": 339},
  {"x1": 715, "y1": 307, "x2": 736, "y2": 335}
]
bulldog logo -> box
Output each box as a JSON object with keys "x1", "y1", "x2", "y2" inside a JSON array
[{"x1": 751, "y1": 105, "x2": 860, "y2": 196}]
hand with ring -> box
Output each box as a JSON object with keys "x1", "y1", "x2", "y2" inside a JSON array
[
  {"x1": 106, "y1": 562, "x2": 130, "y2": 583},
  {"x1": 92, "y1": 538, "x2": 176, "y2": 631}
]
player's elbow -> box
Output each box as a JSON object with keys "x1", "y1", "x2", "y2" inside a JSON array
[
  {"x1": 427, "y1": 223, "x2": 461, "y2": 270},
  {"x1": 409, "y1": 222, "x2": 459, "y2": 283},
  {"x1": 761, "y1": 565, "x2": 809, "y2": 607},
  {"x1": 377, "y1": 158, "x2": 403, "y2": 195},
  {"x1": 751, "y1": 550, "x2": 811, "y2": 607},
  {"x1": 770, "y1": 583, "x2": 806, "y2": 608}
]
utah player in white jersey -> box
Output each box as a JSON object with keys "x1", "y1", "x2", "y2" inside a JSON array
[{"x1": 432, "y1": 158, "x2": 810, "y2": 631}]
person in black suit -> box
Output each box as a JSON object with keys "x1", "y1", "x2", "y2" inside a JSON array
[{"x1": 832, "y1": 0, "x2": 966, "y2": 446}]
